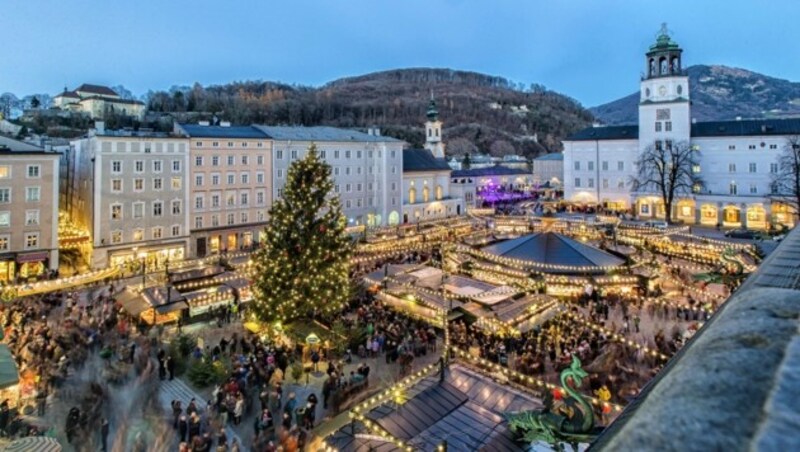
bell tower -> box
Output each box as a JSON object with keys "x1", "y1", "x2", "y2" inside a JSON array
[
  {"x1": 424, "y1": 95, "x2": 445, "y2": 158},
  {"x1": 639, "y1": 24, "x2": 691, "y2": 150}
]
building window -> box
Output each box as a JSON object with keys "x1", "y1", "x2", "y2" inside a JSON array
[
  {"x1": 655, "y1": 140, "x2": 663, "y2": 151},
  {"x1": 152, "y1": 227, "x2": 163, "y2": 239},
  {"x1": 153, "y1": 201, "x2": 163, "y2": 217},
  {"x1": 240, "y1": 192, "x2": 248, "y2": 206},
  {"x1": 729, "y1": 163, "x2": 736, "y2": 173},
  {"x1": 356, "y1": 183, "x2": 362, "y2": 192},
  {"x1": 134, "y1": 160, "x2": 144, "y2": 173},
  {"x1": 227, "y1": 213, "x2": 235, "y2": 225},
  {"x1": 333, "y1": 168, "x2": 339, "y2": 176},
  {"x1": 345, "y1": 150, "x2": 351, "y2": 159},
  {"x1": 172, "y1": 160, "x2": 181, "y2": 172},
  {"x1": 0, "y1": 166, "x2": 9, "y2": 178},
  {"x1": 111, "y1": 231, "x2": 122, "y2": 244},
  {"x1": 227, "y1": 173, "x2": 235, "y2": 185},
  {"x1": 320, "y1": 150, "x2": 327, "y2": 159},
  {"x1": 256, "y1": 172, "x2": 264, "y2": 184},
  {"x1": 257, "y1": 155, "x2": 264, "y2": 165},
  {"x1": 692, "y1": 164, "x2": 701, "y2": 174},
  {"x1": 345, "y1": 167, "x2": 351, "y2": 176},
  {"x1": 728, "y1": 145, "x2": 736, "y2": 150},
  {"x1": 153, "y1": 178, "x2": 163, "y2": 190},
  {"x1": 769, "y1": 144, "x2": 778, "y2": 149},
  {"x1": 211, "y1": 215, "x2": 219, "y2": 227},
  {"x1": 749, "y1": 184, "x2": 758, "y2": 194},
  {"x1": 730, "y1": 182, "x2": 738, "y2": 195},
  {"x1": 617, "y1": 179, "x2": 625, "y2": 189},
  {"x1": 212, "y1": 142, "x2": 219, "y2": 147},
  {"x1": 771, "y1": 182, "x2": 780, "y2": 194},
  {"x1": 241, "y1": 155, "x2": 248, "y2": 165},
  {"x1": 112, "y1": 179, "x2": 122, "y2": 192},
  {"x1": 171, "y1": 200, "x2": 181, "y2": 215},
  {"x1": 665, "y1": 121, "x2": 672, "y2": 132},
  {"x1": 602, "y1": 179, "x2": 609, "y2": 189},
  {"x1": 277, "y1": 169, "x2": 284, "y2": 178},
  {"x1": 212, "y1": 156, "x2": 220, "y2": 166},
  {"x1": 111, "y1": 204, "x2": 122, "y2": 220},
  {"x1": 227, "y1": 155, "x2": 234, "y2": 166},
  {"x1": 212, "y1": 174, "x2": 220, "y2": 186},
  {"x1": 655, "y1": 122, "x2": 662, "y2": 132},
  {"x1": 749, "y1": 163, "x2": 757, "y2": 173},
  {"x1": 770, "y1": 163, "x2": 778, "y2": 174},
  {"x1": 25, "y1": 233, "x2": 39, "y2": 249},
  {"x1": 291, "y1": 150, "x2": 297, "y2": 160},
  {"x1": 345, "y1": 200, "x2": 351, "y2": 208},
  {"x1": 334, "y1": 185, "x2": 339, "y2": 194},
  {"x1": 574, "y1": 161, "x2": 580, "y2": 171},
  {"x1": 601, "y1": 161, "x2": 608, "y2": 171},
  {"x1": 241, "y1": 173, "x2": 249, "y2": 184},
  {"x1": 588, "y1": 161, "x2": 594, "y2": 171},
  {"x1": 617, "y1": 161, "x2": 624, "y2": 171},
  {"x1": 334, "y1": 150, "x2": 340, "y2": 159},
  {"x1": 693, "y1": 183, "x2": 701, "y2": 193},
  {"x1": 133, "y1": 202, "x2": 144, "y2": 219},
  {"x1": 211, "y1": 195, "x2": 220, "y2": 208},
  {"x1": 171, "y1": 225, "x2": 180, "y2": 237},
  {"x1": 748, "y1": 144, "x2": 756, "y2": 150},
  {"x1": 574, "y1": 178, "x2": 581, "y2": 188},
  {"x1": 194, "y1": 216, "x2": 203, "y2": 229},
  {"x1": 132, "y1": 229, "x2": 144, "y2": 241},
  {"x1": 257, "y1": 191, "x2": 264, "y2": 205},
  {"x1": 195, "y1": 196, "x2": 204, "y2": 209},
  {"x1": 226, "y1": 193, "x2": 236, "y2": 207},
  {"x1": 240, "y1": 212, "x2": 248, "y2": 223},
  {"x1": 26, "y1": 187, "x2": 40, "y2": 202},
  {"x1": 588, "y1": 178, "x2": 594, "y2": 188},
  {"x1": 25, "y1": 210, "x2": 39, "y2": 225},
  {"x1": 112, "y1": 161, "x2": 122, "y2": 173},
  {"x1": 134, "y1": 178, "x2": 144, "y2": 192},
  {"x1": 171, "y1": 177, "x2": 182, "y2": 190},
  {"x1": 26, "y1": 165, "x2": 40, "y2": 178},
  {"x1": 195, "y1": 175, "x2": 203, "y2": 186},
  {"x1": 276, "y1": 150, "x2": 283, "y2": 160},
  {"x1": 0, "y1": 188, "x2": 10, "y2": 204},
  {"x1": 153, "y1": 160, "x2": 162, "y2": 173},
  {"x1": 345, "y1": 184, "x2": 352, "y2": 193},
  {"x1": 0, "y1": 212, "x2": 9, "y2": 227},
  {"x1": 195, "y1": 156, "x2": 203, "y2": 166},
  {"x1": 227, "y1": 142, "x2": 234, "y2": 148}
]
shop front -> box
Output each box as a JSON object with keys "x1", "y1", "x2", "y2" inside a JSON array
[
  {"x1": 699, "y1": 204, "x2": 718, "y2": 226},
  {"x1": 0, "y1": 255, "x2": 15, "y2": 283},
  {"x1": 674, "y1": 200, "x2": 696, "y2": 224},
  {"x1": 722, "y1": 205, "x2": 742, "y2": 228},
  {"x1": 746, "y1": 204, "x2": 767, "y2": 230},
  {"x1": 109, "y1": 245, "x2": 185, "y2": 272},
  {"x1": 16, "y1": 251, "x2": 49, "y2": 280},
  {"x1": 771, "y1": 202, "x2": 795, "y2": 229}
]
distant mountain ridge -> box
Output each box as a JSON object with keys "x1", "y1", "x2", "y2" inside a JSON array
[{"x1": 590, "y1": 64, "x2": 800, "y2": 125}]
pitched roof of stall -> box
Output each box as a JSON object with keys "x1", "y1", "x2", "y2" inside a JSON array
[
  {"x1": 481, "y1": 232, "x2": 624, "y2": 272},
  {"x1": 403, "y1": 148, "x2": 452, "y2": 172}
]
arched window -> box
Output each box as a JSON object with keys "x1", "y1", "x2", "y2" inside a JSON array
[
  {"x1": 671, "y1": 57, "x2": 680, "y2": 73},
  {"x1": 428, "y1": 128, "x2": 432, "y2": 137},
  {"x1": 649, "y1": 58, "x2": 656, "y2": 77},
  {"x1": 436, "y1": 185, "x2": 443, "y2": 200},
  {"x1": 659, "y1": 57, "x2": 668, "y2": 75},
  {"x1": 409, "y1": 187, "x2": 416, "y2": 204},
  {"x1": 422, "y1": 186, "x2": 430, "y2": 203}
]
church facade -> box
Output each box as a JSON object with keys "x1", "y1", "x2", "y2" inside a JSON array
[
  {"x1": 563, "y1": 25, "x2": 798, "y2": 229},
  {"x1": 401, "y1": 98, "x2": 463, "y2": 223}
]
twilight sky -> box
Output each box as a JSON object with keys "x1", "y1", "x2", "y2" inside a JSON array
[{"x1": 3, "y1": 0, "x2": 799, "y2": 106}]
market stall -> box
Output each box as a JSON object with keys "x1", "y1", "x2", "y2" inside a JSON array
[{"x1": 0, "y1": 344, "x2": 20, "y2": 408}]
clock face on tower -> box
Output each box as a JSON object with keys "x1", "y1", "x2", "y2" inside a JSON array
[{"x1": 658, "y1": 85, "x2": 667, "y2": 96}]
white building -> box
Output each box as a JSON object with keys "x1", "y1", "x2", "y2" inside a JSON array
[
  {"x1": 532, "y1": 152, "x2": 563, "y2": 187},
  {"x1": 258, "y1": 125, "x2": 405, "y2": 228},
  {"x1": 402, "y1": 99, "x2": 463, "y2": 223},
  {"x1": 563, "y1": 25, "x2": 799, "y2": 229},
  {"x1": 67, "y1": 127, "x2": 190, "y2": 269},
  {"x1": 53, "y1": 84, "x2": 146, "y2": 120}
]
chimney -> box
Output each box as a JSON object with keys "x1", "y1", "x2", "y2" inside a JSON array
[
  {"x1": 220, "y1": 121, "x2": 231, "y2": 127},
  {"x1": 94, "y1": 121, "x2": 105, "y2": 134},
  {"x1": 198, "y1": 120, "x2": 210, "y2": 126}
]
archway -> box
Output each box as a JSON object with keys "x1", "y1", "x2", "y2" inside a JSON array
[
  {"x1": 675, "y1": 200, "x2": 695, "y2": 224},
  {"x1": 408, "y1": 187, "x2": 416, "y2": 204},
  {"x1": 771, "y1": 203, "x2": 795, "y2": 229},
  {"x1": 723, "y1": 205, "x2": 741, "y2": 227},
  {"x1": 746, "y1": 204, "x2": 766, "y2": 230},
  {"x1": 700, "y1": 204, "x2": 718, "y2": 226}
]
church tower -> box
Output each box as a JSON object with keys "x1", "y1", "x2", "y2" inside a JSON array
[
  {"x1": 424, "y1": 96, "x2": 446, "y2": 158},
  {"x1": 638, "y1": 24, "x2": 691, "y2": 150}
]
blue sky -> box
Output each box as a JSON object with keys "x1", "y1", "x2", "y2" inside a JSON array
[{"x1": 2, "y1": 0, "x2": 799, "y2": 106}]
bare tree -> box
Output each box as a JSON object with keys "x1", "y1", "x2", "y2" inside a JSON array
[
  {"x1": 632, "y1": 140, "x2": 703, "y2": 223},
  {"x1": 771, "y1": 135, "x2": 800, "y2": 220}
]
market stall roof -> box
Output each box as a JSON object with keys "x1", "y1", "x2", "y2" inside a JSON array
[
  {"x1": 326, "y1": 365, "x2": 541, "y2": 451},
  {"x1": 116, "y1": 289, "x2": 150, "y2": 316},
  {"x1": 2, "y1": 437, "x2": 62, "y2": 452},
  {"x1": 0, "y1": 345, "x2": 19, "y2": 389},
  {"x1": 482, "y1": 232, "x2": 624, "y2": 274},
  {"x1": 170, "y1": 266, "x2": 225, "y2": 284}
]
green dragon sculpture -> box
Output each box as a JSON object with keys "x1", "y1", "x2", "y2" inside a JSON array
[
  {"x1": 505, "y1": 355, "x2": 602, "y2": 451},
  {"x1": 692, "y1": 247, "x2": 747, "y2": 286}
]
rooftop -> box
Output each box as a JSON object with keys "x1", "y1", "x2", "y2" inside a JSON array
[
  {"x1": 178, "y1": 124, "x2": 269, "y2": 139},
  {"x1": 255, "y1": 125, "x2": 403, "y2": 142},
  {"x1": 403, "y1": 148, "x2": 452, "y2": 172},
  {"x1": 534, "y1": 152, "x2": 564, "y2": 161},
  {"x1": 0, "y1": 135, "x2": 48, "y2": 153},
  {"x1": 451, "y1": 164, "x2": 530, "y2": 177},
  {"x1": 566, "y1": 118, "x2": 800, "y2": 141},
  {"x1": 75, "y1": 83, "x2": 119, "y2": 97},
  {"x1": 481, "y1": 232, "x2": 624, "y2": 274}
]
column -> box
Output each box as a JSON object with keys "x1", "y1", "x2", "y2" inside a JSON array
[
  {"x1": 741, "y1": 203, "x2": 748, "y2": 229},
  {"x1": 717, "y1": 202, "x2": 724, "y2": 227}
]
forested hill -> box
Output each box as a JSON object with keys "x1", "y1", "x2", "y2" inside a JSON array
[{"x1": 146, "y1": 68, "x2": 593, "y2": 156}]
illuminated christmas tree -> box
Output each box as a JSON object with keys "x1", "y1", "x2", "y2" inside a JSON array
[{"x1": 251, "y1": 144, "x2": 352, "y2": 324}]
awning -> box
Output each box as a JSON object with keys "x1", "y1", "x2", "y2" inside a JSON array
[
  {"x1": 17, "y1": 252, "x2": 48, "y2": 263},
  {"x1": 155, "y1": 301, "x2": 189, "y2": 315},
  {"x1": 3, "y1": 437, "x2": 62, "y2": 452},
  {"x1": 117, "y1": 290, "x2": 151, "y2": 316},
  {"x1": 0, "y1": 344, "x2": 20, "y2": 389}
]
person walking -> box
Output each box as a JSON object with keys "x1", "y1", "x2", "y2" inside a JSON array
[{"x1": 233, "y1": 393, "x2": 244, "y2": 426}]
